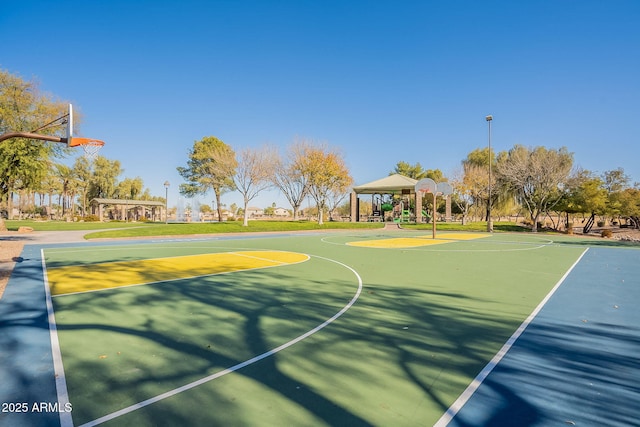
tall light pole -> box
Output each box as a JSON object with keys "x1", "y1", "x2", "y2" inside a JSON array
[
  {"x1": 164, "y1": 181, "x2": 170, "y2": 224},
  {"x1": 485, "y1": 115, "x2": 493, "y2": 232}
]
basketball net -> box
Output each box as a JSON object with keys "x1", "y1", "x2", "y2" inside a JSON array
[
  {"x1": 69, "y1": 137, "x2": 105, "y2": 162},
  {"x1": 82, "y1": 140, "x2": 103, "y2": 161}
]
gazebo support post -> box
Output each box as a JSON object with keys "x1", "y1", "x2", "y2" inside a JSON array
[
  {"x1": 415, "y1": 191, "x2": 422, "y2": 223},
  {"x1": 350, "y1": 192, "x2": 358, "y2": 222}
]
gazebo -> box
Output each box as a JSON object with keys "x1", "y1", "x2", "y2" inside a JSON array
[
  {"x1": 350, "y1": 174, "x2": 421, "y2": 222},
  {"x1": 349, "y1": 174, "x2": 451, "y2": 223},
  {"x1": 90, "y1": 198, "x2": 166, "y2": 222}
]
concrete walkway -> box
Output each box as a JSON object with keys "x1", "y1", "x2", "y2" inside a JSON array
[{"x1": 0, "y1": 230, "x2": 91, "y2": 245}]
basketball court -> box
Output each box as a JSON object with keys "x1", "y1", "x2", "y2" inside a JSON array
[{"x1": 1, "y1": 230, "x2": 638, "y2": 426}]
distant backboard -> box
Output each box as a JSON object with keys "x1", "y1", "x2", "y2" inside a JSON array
[
  {"x1": 415, "y1": 178, "x2": 437, "y2": 194},
  {"x1": 436, "y1": 182, "x2": 453, "y2": 196}
]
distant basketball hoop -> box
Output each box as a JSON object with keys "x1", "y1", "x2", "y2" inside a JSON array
[
  {"x1": 415, "y1": 178, "x2": 437, "y2": 194},
  {"x1": 415, "y1": 178, "x2": 453, "y2": 239}
]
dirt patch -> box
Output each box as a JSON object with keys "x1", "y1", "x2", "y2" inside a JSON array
[
  {"x1": 611, "y1": 228, "x2": 640, "y2": 242},
  {"x1": 0, "y1": 240, "x2": 25, "y2": 299}
]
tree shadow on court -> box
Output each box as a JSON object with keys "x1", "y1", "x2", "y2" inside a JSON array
[
  {"x1": 311, "y1": 283, "x2": 525, "y2": 425},
  {"x1": 0, "y1": 258, "x2": 63, "y2": 427},
  {"x1": 53, "y1": 265, "x2": 378, "y2": 425},
  {"x1": 32, "y1": 233, "x2": 607, "y2": 427},
  {"x1": 7, "y1": 244, "x2": 604, "y2": 427},
  {"x1": 7, "y1": 237, "x2": 639, "y2": 426},
  {"x1": 551, "y1": 237, "x2": 640, "y2": 248},
  {"x1": 46, "y1": 258, "x2": 531, "y2": 427},
  {"x1": 449, "y1": 321, "x2": 640, "y2": 427}
]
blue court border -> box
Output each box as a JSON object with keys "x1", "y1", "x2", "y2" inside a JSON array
[
  {"x1": 2, "y1": 239, "x2": 639, "y2": 426},
  {"x1": 445, "y1": 246, "x2": 640, "y2": 426}
]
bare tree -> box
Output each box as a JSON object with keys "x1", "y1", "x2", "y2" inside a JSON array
[
  {"x1": 496, "y1": 145, "x2": 573, "y2": 232},
  {"x1": 326, "y1": 186, "x2": 351, "y2": 222},
  {"x1": 272, "y1": 140, "x2": 311, "y2": 220},
  {"x1": 234, "y1": 145, "x2": 278, "y2": 226},
  {"x1": 450, "y1": 167, "x2": 474, "y2": 224}
]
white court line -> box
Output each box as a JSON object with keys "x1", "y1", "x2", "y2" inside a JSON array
[
  {"x1": 434, "y1": 247, "x2": 590, "y2": 426},
  {"x1": 41, "y1": 249, "x2": 73, "y2": 427},
  {"x1": 76, "y1": 254, "x2": 363, "y2": 427}
]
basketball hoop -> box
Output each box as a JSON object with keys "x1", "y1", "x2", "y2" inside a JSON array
[
  {"x1": 69, "y1": 137, "x2": 105, "y2": 161},
  {"x1": 0, "y1": 104, "x2": 106, "y2": 159}
]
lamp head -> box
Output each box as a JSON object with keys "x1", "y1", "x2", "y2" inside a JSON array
[{"x1": 485, "y1": 115, "x2": 493, "y2": 121}]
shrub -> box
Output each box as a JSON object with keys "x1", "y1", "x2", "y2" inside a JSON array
[
  {"x1": 601, "y1": 229, "x2": 613, "y2": 238},
  {"x1": 83, "y1": 214, "x2": 100, "y2": 222}
]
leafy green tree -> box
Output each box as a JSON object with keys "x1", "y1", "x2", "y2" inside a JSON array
[
  {"x1": 617, "y1": 188, "x2": 640, "y2": 228},
  {"x1": 390, "y1": 161, "x2": 428, "y2": 179},
  {"x1": 0, "y1": 69, "x2": 72, "y2": 224},
  {"x1": 40, "y1": 166, "x2": 61, "y2": 219},
  {"x1": 87, "y1": 156, "x2": 123, "y2": 200},
  {"x1": 178, "y1": 136, "x2": 237, "y2": 223},
  {"x1": 72, "y1": 156, "x2": 92, "y2": 216},
  {"x1": 116, "y1": 177, "x2": 144, "y2": 199},
  {"x1": 601, "y1": 168, "x2": 631, "y2": 221},
  {"x1": 558, "y1": 170, "x2": 607, "y2": 219},
  {"x1": 55, "y1": 164, "x2": 76, "y2": 218}
]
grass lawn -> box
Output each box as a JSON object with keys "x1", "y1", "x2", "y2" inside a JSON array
[{"x1": 4, "y1": 219, "x2": 531, "y2": 239}]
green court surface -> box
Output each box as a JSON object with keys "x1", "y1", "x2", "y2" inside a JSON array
[{"x1": 43, "y1": 231, "x2": 592, "y2": 426}]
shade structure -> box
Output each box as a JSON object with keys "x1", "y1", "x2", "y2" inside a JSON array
[{"x1": 352, "y1": 174, "x2": 418, "y2": 195}]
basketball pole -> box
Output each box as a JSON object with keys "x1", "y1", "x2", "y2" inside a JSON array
[
  {"x1": 486, "y1": 115, "x2": 494, "y2": 233},
  {"x1": 432, "y1": 192, "x2": 437, "y2": 239},
  {"x1": 0, "y1": 106, "x2": 72, "y2": 144},
  {"x1": 0, "y1": 132, "x2": 67, "y2": 144}
]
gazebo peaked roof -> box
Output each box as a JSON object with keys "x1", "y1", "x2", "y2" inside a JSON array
[{"x1": 352, "y1": 174, "x2": 418, "y2": 194}]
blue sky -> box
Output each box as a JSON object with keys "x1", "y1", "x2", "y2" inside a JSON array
[{"x1": 2, "y1": 1, "x2": 639, "y2": 210}]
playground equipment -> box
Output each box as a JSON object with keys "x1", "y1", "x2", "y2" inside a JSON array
[
  {"x1": 583, "y1": 212, "x2": 596, "y2": 234},
  {"x1": 372, "y1": 194, "x2": 383, "y2": 221}
]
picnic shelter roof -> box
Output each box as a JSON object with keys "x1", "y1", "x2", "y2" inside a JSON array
[{"x1": 352, "y1": 174, "x2": 418, "y2": 194}]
